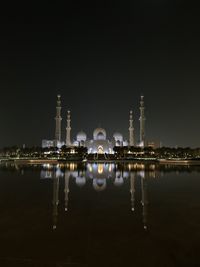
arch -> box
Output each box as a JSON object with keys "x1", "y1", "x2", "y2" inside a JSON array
[{"x1": 98, "y1": 145, "x2": 104, "y2": 154}]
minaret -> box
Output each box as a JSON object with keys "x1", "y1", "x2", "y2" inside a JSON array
[
  {"x1": 129, "y1": 110, "x2": 134, "y2": 146},
  {"x1": 130, "y1": 172, "x2": 135, "y2": 212},
  {"x1": 52, "y1": 171, "x2": 60, "y2": 230},
  {"x1": 55, "y1": 95, "x2": 62, "y2": 142},
  {"x1": 64, "y1": 170, "x2": 70, "y2": 211},
  {"x1": 141, "y1": 173, "x2": 148, "y2": 230},
  {"x1": 139, "y1": 95, "x2": 145, "y2": 146},
  {"x1": 66, "y1": 110, "x2": 71, "y2": 146}
]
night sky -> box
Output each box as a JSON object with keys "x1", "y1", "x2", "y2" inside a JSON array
[{"x1": 1, "y1": 1, "x2": 200, "y2": 148}]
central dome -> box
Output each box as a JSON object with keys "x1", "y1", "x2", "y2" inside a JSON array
[{"x1": 93, "y1": 128, "x2": 106, "y2": 140}]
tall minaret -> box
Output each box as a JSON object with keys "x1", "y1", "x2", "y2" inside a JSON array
[
  {"x1": 129, "y1": 110, "x2": 134, "y2": 146},
  {"x1": 139, "y1": 95, "x2": 145, "y2": 146},
  {"x1": 66, "y1": 110, "x2": 71, "y2": 146},
  {"x1": 55, "y1": 94, "x2": 62, "y2": 142}
]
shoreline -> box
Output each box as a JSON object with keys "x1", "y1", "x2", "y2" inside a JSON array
[{"x1": 1, "y1": 158, "x2": 200, "y2": 166}]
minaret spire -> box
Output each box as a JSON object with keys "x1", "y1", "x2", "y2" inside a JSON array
[
  {"x1": 139, "y1": 95, "x2": 145, "y2": 146},
  {"x1": 129, "y1": 110, "x2": 134, "y2": 146},
  {"x1": 66, "y1": 110, "x2": 71, "y2": 146},
  {"x1": 55, "y1": 94, "x2": 62, "y2": 143}
]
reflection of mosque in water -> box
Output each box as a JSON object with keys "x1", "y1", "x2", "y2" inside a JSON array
[{"x1": 41, "y1": 163, "x2": 157, "y2": 231}]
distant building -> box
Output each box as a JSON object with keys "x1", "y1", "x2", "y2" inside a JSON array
[
  {"x1": 42, "y1": 139, "x2": 64, "y2": 149},
  {"x1": 42, "y1": 140, "x2": 54, "y2": 148},
  {"x1": 146, "y1": 141, "x2": 160, "y2": 149}
]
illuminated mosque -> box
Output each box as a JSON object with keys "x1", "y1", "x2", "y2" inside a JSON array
[{"x1": 42, "y1": 94, "x2": 146, "y2": 152}]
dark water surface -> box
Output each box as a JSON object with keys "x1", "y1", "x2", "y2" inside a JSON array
[{"x1": 0, "y1": 162, "x2": 200, "y2": 267}]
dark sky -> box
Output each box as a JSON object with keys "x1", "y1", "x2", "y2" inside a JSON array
[{"x1": 1, "y1": 1, "x2": 200, "y2": 148}]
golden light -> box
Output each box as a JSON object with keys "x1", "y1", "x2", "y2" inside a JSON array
[{"x1": 98, "y1": 164, "x2": 104, "y2": 174}]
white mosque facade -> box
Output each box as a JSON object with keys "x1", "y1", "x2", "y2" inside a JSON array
[
  {"x1": 42, "y1": 94, "x2": 146, "y2": 153},
  {"x1": 73, "y1": 128, "x2": 128, "y2": 154}
]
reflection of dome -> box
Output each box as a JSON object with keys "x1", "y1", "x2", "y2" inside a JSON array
[
  {"x1": 93, "y1": 128, "x2": 106, "y2": 140},
  {"x1": 55, "y1": 168, "x2": 64, "y2": 178},
  {"x1": 76, "y1": 176, "x2": 86, "y2": 187},
  {"x1": 93, "y1": 178, "x2": 107, "y2": 191},
  {"x1": 123, "y1": 172, "x2": 129, "y2": 179},
  {"x1": 77, "y1": 131, "x2": 87, "y2": 142},
  {"x1": 114, "y1": 176, "x2": 124, "y2": 186},
  {"x1": 113, "y1": 132, "x2": 123, "y2": 142}
]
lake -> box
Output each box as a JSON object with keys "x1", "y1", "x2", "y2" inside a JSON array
[{"x1": 0, "y1": 162, "x2": 200, "y2": 266}]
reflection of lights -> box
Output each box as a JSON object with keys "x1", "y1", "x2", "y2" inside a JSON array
[
  {"x1": 69, "y1": 163, "x2": 75, "y2": 171},
  {"x1": 93, "y1": 178, "x2": 107, "y2": 191},
  {"x1": 98, "y1": 164, "x2": 104, "y2": 174},
  {"x1": 114, "y1": 176, "x2": 124, "y2": 186},
  {"x1": 109, "y1": 164, "x2": 112, "y2": 172},
  {"x1": 42, "y1": 163, "x2": 52, "y2": 169},
  {"x1": 128, "y1": 163, "x2": 146, "y2": 171},
  {"x1": 149, "y1": 171, "x2": 156, "y2": 178},
  {"x1": 88, "y1": 164, "x2": 93, "y2": 172},
  {"x1": 149, "y1": 164, "x2": 155, "y2": 170},
  {"x1": 139, "y1": 164, "x2": 145, "y2": 170},
  {"x1": 128, "y1": 164, "x2": 131, "y2": 171},
  {"x1": 123, "y1": 172, "x2": 129, "y2": 179},
  {"x1": 76, "y1": 176, "x2": 86, "y2": 187},
  {"x1": 138, "y1": 171, "x2": 145, "y2": 178},
  {"x1": 56, "y1": 168, "x2": 63, "y2": 178}
]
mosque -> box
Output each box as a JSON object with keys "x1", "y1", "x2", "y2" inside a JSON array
[{"x1": 42, "y1": 94, "x2": 146, "y2": 153}]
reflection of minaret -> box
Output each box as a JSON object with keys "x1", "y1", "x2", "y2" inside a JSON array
[
  {"x1": 129, "y1": 110, "x2": 134, "y2": 146},
  {"x1": 66, "y1": 110, "x2": 71, "y2": 146},
  {"x1": 139, "y1": 95, "x2": 145, "y2": 146},
  {"x1": 52, "y1": 173, "x2": 60, "y2": 230},
  {"x1": 55, "y1": 95, "x2": 62, "y2": 142},
  {"x1": 64, "y1": 171, "x2": 70, "y2": 211},
  {"x1": 130, "y1": 173, "x2": 135, "y2": 211},
  {"x1": 141, "y1": 174, "x2": 148, "y2": 230}
]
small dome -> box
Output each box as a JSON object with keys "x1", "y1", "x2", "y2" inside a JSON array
[
  {"x1": 77, "y1": 131, "x2": 87, "y2": 142},
  {"x1": 73, "y1": 140, "x2": 79, "y2": 147},
  {"x1": 113, "y1": 132, "x2": 123, "y2": 142},
  {"x1": 115, "y1": 140, "x2": 121, "y2": 146},
  {"x1": 123, "y1": 140, "x2": 129, "y2": 146},
  {"x1": 93, "y1": 128, "x2": 106, "y2": 140}
]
